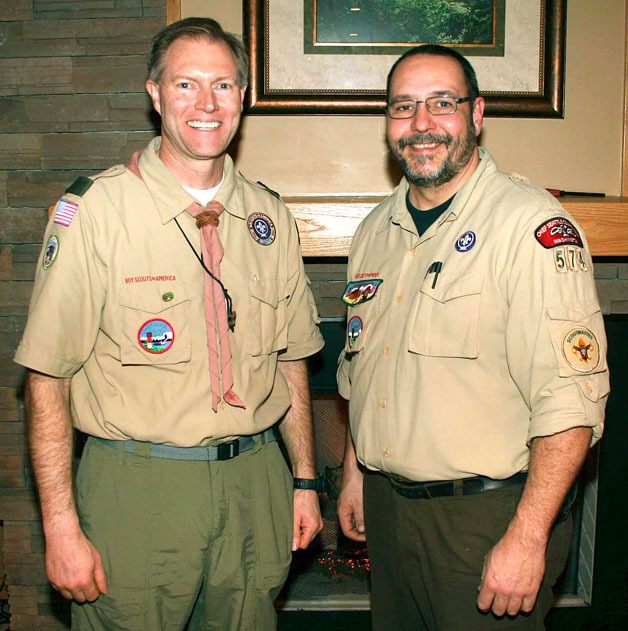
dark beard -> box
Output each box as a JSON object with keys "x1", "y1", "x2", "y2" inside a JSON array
[{"x1": 388, "y1": 125, "x2": 477, "y2": 188}]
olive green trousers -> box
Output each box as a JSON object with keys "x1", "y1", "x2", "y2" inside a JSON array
[{"x1": 72, "y1": 436, "x2": 293, "y2": 630}]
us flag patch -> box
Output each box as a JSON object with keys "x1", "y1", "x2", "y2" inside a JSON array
[{"x1": 53, "y1": 198, "x2": 78, "y2": 227}]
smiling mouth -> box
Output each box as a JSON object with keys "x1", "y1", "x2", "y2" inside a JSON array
[
  {"x1": 411, "y1": 142, "x2": 440, "y2": 150},
  {"x1": 399, "y1": 134, "x2": 451, "y2": 151},
  {"x1": 187, "y1": 121, "x2": 221, "y2": 129}
]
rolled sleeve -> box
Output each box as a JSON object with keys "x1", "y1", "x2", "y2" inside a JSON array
[{"x1": 505, "y1": 210, "x2": 608, "y2": 446}]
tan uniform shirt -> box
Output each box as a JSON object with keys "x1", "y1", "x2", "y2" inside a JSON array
[
  {"x1": 338, "y1": 149, "x2": 608, "y2": 481},
  {"x1": 16, "y1": 137, "x2": 324, "y2": 446}
]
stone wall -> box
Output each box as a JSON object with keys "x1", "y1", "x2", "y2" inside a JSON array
[{"x1": 0, "y1": 2, "x2": 164, "y2": 628}]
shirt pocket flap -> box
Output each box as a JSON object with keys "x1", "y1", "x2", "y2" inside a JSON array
[
  {"x1": 420, "y1": 273, "x2": 484, "y2": 304},
  {"x1": 119, "y1": 282, "x2": 189, "y2": 314},
  {"x1": 249, "y1": 279, "x2": 288, "y2": 308}
]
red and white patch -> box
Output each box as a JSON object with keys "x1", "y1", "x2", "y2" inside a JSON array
[{"x1": 534, "y1": 217, "x2": 583, "y2": 249}]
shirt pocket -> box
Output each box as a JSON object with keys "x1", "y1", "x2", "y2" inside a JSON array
[
  {"x1": 545, "y1": 300, "x2": 608, "y2": 379},
  {"x1": 119, "y1": 282, "x2": 191, "y2": 365},
  {"x1": 408, "y1": 274, "x2": 483, "y2": 359},
  {"x1": 248, "y1": 278, "x2": 289, "y2": 356}
]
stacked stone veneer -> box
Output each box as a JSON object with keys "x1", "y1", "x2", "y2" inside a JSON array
[
  {"x1": 0, "y1": 1, "x2": 164, "y2": 628},
  {"x1": 1, "y1": 1, "x2": 627, "y2": 629}
]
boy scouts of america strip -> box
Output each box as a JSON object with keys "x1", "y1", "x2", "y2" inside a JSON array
[{"x1": 53, "y1": 198, "x2": 79, "y2": 227}]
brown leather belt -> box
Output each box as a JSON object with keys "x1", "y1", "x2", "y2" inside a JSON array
[{"x1": 387, "y1": 472, "x2": 528, "y2": 499}]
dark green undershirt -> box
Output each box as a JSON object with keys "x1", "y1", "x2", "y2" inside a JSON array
[{"x1": 406, "y1": 192, "x2": 455, "y2": 236}]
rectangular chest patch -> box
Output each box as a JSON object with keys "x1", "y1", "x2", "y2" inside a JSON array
[{"x1": 53, "y1": 198, "x2": 79, "y2": 227}]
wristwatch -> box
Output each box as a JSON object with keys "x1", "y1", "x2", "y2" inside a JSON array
[{"x1": 293, "y1": 477, "x2": 326, "y2": 492}]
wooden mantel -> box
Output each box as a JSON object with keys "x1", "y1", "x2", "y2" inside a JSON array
[{"x1": 288, "y1": 196, "x2": 628, "y2": 258}]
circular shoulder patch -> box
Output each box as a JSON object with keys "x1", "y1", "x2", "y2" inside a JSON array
[
  {"x1": 562, "y1": 327, "x2": 600, "y2": 373},
  {"x1": 247, "y1": 212, "x2": 276, "y2": 246},
  {"x1": 138, "y1": 318, "x2": 175, "y2": 354},
  {"x1": 455, "y1": 230, "x2": 476, "y2": 252},
  {"x1": 42, "y1": 234, "x2": 60, "y2": 270}
]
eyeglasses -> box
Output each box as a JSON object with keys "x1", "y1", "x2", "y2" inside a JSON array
[{"x1": 386, "y1": 96, "x2": 471, "y2": 118}]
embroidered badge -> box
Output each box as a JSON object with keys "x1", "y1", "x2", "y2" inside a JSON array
[
  {"x1": 137, "y1": 318, "x2": 175, "y2": 354},
  {"x1": 247, "y1": 212, "x2": 276, "y2": 246},
  {"x1": 535, "y1": 217, "x2": 583, "y2": 249},
  {"x1": 342, "y1": 279, "x2": 383, "y2": 306},
  {"x1": 562, "y1": 327, "x2": 600, "y2": 373},
  {"x1": 347, "y1": 316, "x2": 363, "y2": 350},
  {"x1": 455, "y1": 230, "x2": 476, "y2": 252},
  {"x1": 42, "y1": 234, "x2": 59, "y2": 270},
  {"x1": 53, "y1": 198, "x2": 79, "y2": 227}
]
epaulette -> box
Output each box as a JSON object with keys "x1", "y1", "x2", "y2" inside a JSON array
[
  {"x1": 254, "y1": 180, "x2": 281, "y2": 199},
  {"x1": 64, "y1": 176, "x2": 93, "y2": 197},
  {"x1": 63, "y1": 165, "x2": 126, "y2": 198}
]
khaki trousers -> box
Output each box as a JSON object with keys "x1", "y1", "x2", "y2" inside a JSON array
[
  {"x1": 364, "y1": 471, "x2": 573, "y2": 631},
  {"x1": 72, "y1": 436, "x2": 293, "y2": 630}
]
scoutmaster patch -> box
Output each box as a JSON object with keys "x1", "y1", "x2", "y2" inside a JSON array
[
  {"x1": 247, "y1": 212, "x2": 276, "y2": 246},
  {"x1": 138, "y1": 318, "x2": 175, "y2": 354},
  {"x1": 42, "y1": 234, "x2": 59, "y2": 270},
  {"x1": 342, "y1": 279, "x2": 383, "y2": 306},
  {"x1": 347, "y1": 316, "x2": 363, "y2": 350},
  {"x1": 562, "y1": 327, "x2": 599, "y2": 372},
  {"x1": 535, "y1": 217, "x2": 583, "y2": 249}
]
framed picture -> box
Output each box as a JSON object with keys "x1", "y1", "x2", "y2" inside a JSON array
[{"x1": 244, "y1": 0, "x2": 566, "y2": 117}]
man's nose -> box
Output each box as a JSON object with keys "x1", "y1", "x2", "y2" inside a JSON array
[
  {"x1": 197, "y1": 88, "x2": 218, "y2": 112},
  {"x1": 410, "y1": 101, "x2": 435, "y2": 132}
]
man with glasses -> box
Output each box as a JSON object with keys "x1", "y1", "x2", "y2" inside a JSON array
[
  {"x1": 337, "y1": 45, "x2": 608, "y2": 629},
  {"x1": 16, "y1": 17, "x2": 324, "y2": 630}
]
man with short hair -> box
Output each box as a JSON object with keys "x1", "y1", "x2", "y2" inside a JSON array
[
  {"x1": 337, "y1": 44, "x2": 608, "y2": 629},
  {"x1": 16, "y1": 17, "x2": 324, "y2": 630}
]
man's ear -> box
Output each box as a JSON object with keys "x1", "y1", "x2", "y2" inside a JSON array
[
  {"x1": 472, "y1": 96, "x2": 485, "y2": 136},
  {"x1": 146, "y1": 80, "x2": 161, "y2": 115}
]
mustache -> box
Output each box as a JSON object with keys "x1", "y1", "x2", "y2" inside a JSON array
[{"x1": 397, "y1": 133, "x2": 452, "y2": 150}]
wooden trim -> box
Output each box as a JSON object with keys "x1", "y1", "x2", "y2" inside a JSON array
[
  {"x1": 623, "y1": 4, "x2": 628, "y2": 196},
  {"x1": 166, "y1": 0, "x2": 180, "y2": 24},
  {"x1": 287, "y1": 196, "x2": 628, "y2": 258}
]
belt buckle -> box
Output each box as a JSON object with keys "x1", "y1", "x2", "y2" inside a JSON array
[{"x1": 216, "y1": 439, "x2": 239, "y2": 460}]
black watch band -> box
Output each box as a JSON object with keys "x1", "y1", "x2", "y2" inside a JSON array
[{"x1": 293, "y1": 477, "x2": 325, "y2": 492}]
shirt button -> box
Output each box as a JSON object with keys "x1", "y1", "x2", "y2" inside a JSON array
[
  {"x1": 396, "y1": 293, "x2": 405, "y2": 303},
  {"x1": 383, "y1": 346, "x2": 391, "y2": 355},
  {"x1": 586, "y1": 383, "x2": 593, "y2": 394},
  {"x1": 383, "y1": 448, "x2": 392, "y2": 457},
  {"x1": 379, "y1": 399, "x2": 387, "y2": 408}
]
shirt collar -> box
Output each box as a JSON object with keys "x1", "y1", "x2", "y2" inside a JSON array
[
  {"x1": 138, "y1": 137, "x2": 245, "y2": 223},
  {"x1": 379, "y1": 147, "x2": 496, "y2": 234}
]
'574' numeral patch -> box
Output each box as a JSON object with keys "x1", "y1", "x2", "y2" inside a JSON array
[{"x1": 553, "y1": 246, "x2": 588, "y2": 273}]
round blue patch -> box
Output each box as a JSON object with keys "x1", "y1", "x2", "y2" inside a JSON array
[
  {"x1": 137, "y1": 318, "x2": 175, "y2": 354},
  {"x1": 455, "y1": 230, "x2": 476, "y2": 252},
  {"x1": 347, "y1": 316, "x2": 363, "y2": 350},
  {"x1": 247, "y1": 212, "x2": 276, "y2": 246}
]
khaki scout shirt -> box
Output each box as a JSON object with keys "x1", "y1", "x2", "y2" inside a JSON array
[
  {"x1": 16, "y1": 137, "x2": 324, "y2": 446},
  {"x1": 338, "y1": 149, "x2": 608, "y2": 481}
]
